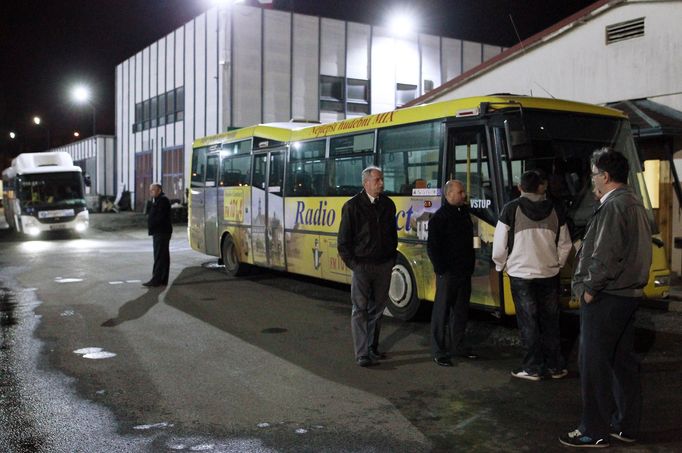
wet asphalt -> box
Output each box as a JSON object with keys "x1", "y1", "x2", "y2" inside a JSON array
[{"x1": 1, "y1": 213, "x2": 682, "y2": 452}]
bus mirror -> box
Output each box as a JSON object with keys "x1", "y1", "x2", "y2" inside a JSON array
[{"x1": 83, "y1": 174, "x2": 91, "y2": 187}]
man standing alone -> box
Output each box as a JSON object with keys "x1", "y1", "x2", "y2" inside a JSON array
[
  {"x1": 144, "y1": 183, "x2": 173, "y2": 287},
  {"x1": 560, "y1": 148, "x2": 651, "y2": 448},
  {"x1": 427, "y1": 180, "x2": 477, "y2": 367},
  {"x1": 492, "y1": 170, "x2": 572, "y2": 381},
  {"x1": 338, "y1": 166, "x2": 397, "y2": 367}
]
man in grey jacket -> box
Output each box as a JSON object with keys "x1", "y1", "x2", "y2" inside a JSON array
[{"x1": 560, "y1": 148, "x2": 652, "y2": 448}]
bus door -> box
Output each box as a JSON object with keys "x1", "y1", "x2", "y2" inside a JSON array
[
  {"x1": 189, "y1": 146, "x2": 210, "y2": 253},
  {"x1": 444, "y1": 125, "x2": 500, "y2": 309},
  {"x1": 203, "y1": 153, "x2": 220, "y2": 256},
  {"x1": 250, "y1": 147, "x2": 286, "y2": 269}
]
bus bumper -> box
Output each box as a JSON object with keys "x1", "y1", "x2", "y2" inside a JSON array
[{"x1": 21, "y1": 211, "x2": 90, "y2": 236}]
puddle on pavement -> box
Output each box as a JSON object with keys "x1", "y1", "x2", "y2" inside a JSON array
[{"x1": 0, "y1": 287, "x2": 18, "y2": 327}]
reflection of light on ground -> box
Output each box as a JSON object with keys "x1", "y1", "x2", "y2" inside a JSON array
[
  {"x1": 67, "y1": 239, "x2": 100, "y2": 250},
  {"x1": 19, "y1": 241, "x2": 53, "y2": 254}
]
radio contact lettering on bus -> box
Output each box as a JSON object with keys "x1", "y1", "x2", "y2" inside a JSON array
[{"x1": 294, "y1": 200, "x2": 337, "y2": 226}]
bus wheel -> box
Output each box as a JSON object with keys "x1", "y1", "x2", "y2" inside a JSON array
[
  {"x1": 388, "y1": 255, "x2": 421, "y2": 321},
  {"x1": 221, "y1": 235, "x2": 248, "y2": 276}
]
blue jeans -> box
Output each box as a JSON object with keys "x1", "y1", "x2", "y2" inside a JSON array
[{"x1": 509, "y1": 275, "x2": 564, "y2": 374}]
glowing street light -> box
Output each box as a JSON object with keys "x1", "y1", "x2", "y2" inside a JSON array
[
  {"x1": 9, "y1": 131, "x2": 16, "y2": 139},
  {"x1": 388, "y1": 12, "x2": 416, "y2": 36},
  {"x1": 73, "y1": 131, "x2": 80, "y2": 138},
  {"x1": 71, "y1": 84, "x2": 96, "y2": 136},
  {"x1": 33, "y1": 116, "x2": 41, "y2": 125}
]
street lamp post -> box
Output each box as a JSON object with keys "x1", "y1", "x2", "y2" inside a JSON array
[
  {"x1": 72, "y1": 85, "x2": 96, "y2": 136},
  {"x1": 33, "y1": 116, "x2": 51, "y2": 149}
]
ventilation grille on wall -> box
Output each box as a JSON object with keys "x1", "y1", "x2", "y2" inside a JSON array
[{"x1": 606, "y1": 17, "x2": 645, "y2": 44}]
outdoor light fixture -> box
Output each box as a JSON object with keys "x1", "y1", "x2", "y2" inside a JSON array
[
  {"x1": 388, "y1": 12, "x2": 416, "y2": 36},
  {"x1": 74, "y1": 131, "x2": 80, "y2": 138},
  {"x1": 9, "y1": 131, "x2": 16, "y2": 139},
  {"x1": 71, "y1": 84, "x2": 96, "y2": 136},
  {"x1": 33, "y1": 116, "x2": 41, "y2": 125}
]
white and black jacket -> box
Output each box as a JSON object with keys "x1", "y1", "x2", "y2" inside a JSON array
[{"x1": 492, "y1": 192, "x2": 572, "y2": 279}]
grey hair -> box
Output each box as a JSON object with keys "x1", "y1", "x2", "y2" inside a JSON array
[
  {"x1": 443, "y1": 179, "x2": 464, "y2": 196},
  {"x1": 361, "y1": 166, "x2": 382, "y2": 183},
  {"x1": 151, "y1": 182, "x2": 162, "y2": 190}
]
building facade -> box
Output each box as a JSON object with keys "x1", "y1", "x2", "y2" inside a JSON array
[
  {"x1": 407, "y1": 0, "x2": 682, "y2": 274},
  {"x1": 115, "y1": 3, "x2": 504, "y2": 210}
]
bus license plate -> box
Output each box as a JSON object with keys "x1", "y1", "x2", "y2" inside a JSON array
[{"x1": 49, "y1": 224, "x2": 67, "y2": 230}]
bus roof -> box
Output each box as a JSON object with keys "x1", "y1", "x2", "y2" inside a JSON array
[
  {"x1": 2, "y1": 151, "x2": 82, "y2": 177},
  {"x1": 192, "y1": 121, "x2": 314, "y2": 149},
  {"x1": 192, "y1": 95, "x2": 627, "y2": 148}
]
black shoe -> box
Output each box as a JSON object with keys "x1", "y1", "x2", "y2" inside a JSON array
[
  {"x1": 434, "y1": 357, "x2": 454, "y2": 367},
  {"x1": 356, "y1": 356, "x2": 374, "y2": 367},
  {"x1": 610, "y1": 431, "x2": 636, "y2": 443},
  {"x1": 142, "y1": 281, "x2": 156, "y2": 287},
  {"x1": 559, "y1": 429, "x2": 609, "y2": 448},
  {"x1": 369, "y1": 348, "x2": 386, "y2": 360},
  {"x1": 143, "y1": 281, "x2": 163, "y2": 287}
]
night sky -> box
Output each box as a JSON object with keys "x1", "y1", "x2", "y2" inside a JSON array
[{"x1": 0, "y1": 0, "x2": 596, "y2": 158}]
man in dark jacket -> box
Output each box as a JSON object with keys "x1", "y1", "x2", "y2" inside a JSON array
[
  {"x1": 338, "y1": 166, "x2": 397, "y2": 367},
  {"x1": 427, "y1": 180, "x2": 477, "y2": 367},
  {"x1": 560, "y1": 149, "x2": 651, "y2": 448},
  {"x1": 144, "y1": 183, "x2": 173, "y2": 287}
]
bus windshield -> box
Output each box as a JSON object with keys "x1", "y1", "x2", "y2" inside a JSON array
[
  {"x1": 499, "y1": 110, "x2": 655, "y2": 237},
  {"x1": 18, "y1": 172, "x2": 85, "y2": 208}
]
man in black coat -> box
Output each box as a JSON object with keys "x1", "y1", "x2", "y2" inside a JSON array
[
  {"x1": 144, "y1": 183, "x2": 173, "y2": 287},
  {"x1": 427, "y1": 179, "x2": 477, "y2": 366},
  {"x1": 338, "y1": 166, "x2": 397, "y2": 367}
]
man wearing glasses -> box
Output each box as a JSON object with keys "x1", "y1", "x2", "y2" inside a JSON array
[{"x1": 560, "y1": 148, "x2": 651, "y2": 448}]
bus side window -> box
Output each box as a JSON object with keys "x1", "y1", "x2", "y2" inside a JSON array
[
  {"x1": 329, "y1": 133, "x2": 374, "y2": 196},
  {"x1": 378, "y1": 121, "x2": 441, "y2": 195},
  {"x1": 191, "y1": 147, "x2": 208, "y2": 188}
]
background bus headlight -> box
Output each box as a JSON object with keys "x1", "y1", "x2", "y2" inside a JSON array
[
  {"x1": 26, "y1": 226, "x2": 41, "y2": 236},
  {"x1": 75, "y1": 222, "x2": 88, "y2": 232}
]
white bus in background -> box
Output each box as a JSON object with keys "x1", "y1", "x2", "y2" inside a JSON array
[{"x1": 2, "y1": 152, "x2": 89, "y2": 236}]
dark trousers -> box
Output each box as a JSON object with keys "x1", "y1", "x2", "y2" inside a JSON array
[
  {"x1": 152, "y1": 233, "x2": 171, "y2": 284},
  {"x1": 509, "y1": 275, "x2": 564, "y2": 374},
  {"x1": 579, "y1": 293, "x2": 640, "y2": 439},
  {"x1": 431, "y1": 272, "x2": 472, "y2": 359},
  {"x1": 350, "y1": 260, "x2": 393, "y2": 359}
]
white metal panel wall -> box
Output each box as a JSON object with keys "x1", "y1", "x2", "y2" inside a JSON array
[
  {"x1": 320, "y1": 18, "x2": 345, "y2": 76},
  {"x1": 165, "y1": 31, "x2": 175, "y2": 146},
  {"x1": 220, "y1": 8, "x2": 231, "y2": 131},
  {"x1": 184, "y1": 19, "x2": 195, "y2": 174},
  {"x1": 483, "y1": 44, "x2": 502, "y2": 61},
  {"x1": 420, "y1": 34, "x2": 441, "y2": 94},
  {"x1": 174, "y1": 28, "x2": 184, "y2": 161},
  {"x1": 263, "y1": 9, "x2": 292, "y2": 123},
  {"x1": 233, "y1": 5, "x2": 262, "y2": 126},
  {"x1": 442, "y1": 37, "x2": 462, "y2": 82},
  {"x1": 206, "y1": 9, "x2": 219, "y2": 136},
  {"x1": 431, "y1": 2, "x2": 682, "y2": 105},
  {"x1": 124, "y1": 59, "x2": 133, "y2": 193},
  {"x1": 462, "y1": 40, "x2": 482, "y2": 72},
  {"x1": 395, "y1": 34, "x2": 419, "y2": 86},
  {"x1": 195, "y1": 14, "x2": 207, "y2": 140},
  {"x1": 346, "y1": 22, "x2": 370, "y2": 80},
  {"x1": 371, "y1": 26, "x2": 397, "y2": 113},
  {"x1": 292, "y1": 14, "x2": 319, "y2": 121},
  {"x1": 116, "y1": 63, "x2": 124, "y2": 195},
  {"x1": 151, "y1": 41, "x2": 161, "y2": 182}
]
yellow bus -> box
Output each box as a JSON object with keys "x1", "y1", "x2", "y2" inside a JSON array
[{"x1": 188, "y1": 95, "x2": 670, "y2": 320}]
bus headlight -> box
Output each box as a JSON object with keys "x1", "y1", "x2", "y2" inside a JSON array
[
  {"x1": 26, "y1": 226, "x2": 41, "y2": 236},
  {"x1": 75, "y1": 222, "x2": 88, "y2": 232},
  {"x1": 654, "y1": 275, "x2": 670, "y2": 287}
]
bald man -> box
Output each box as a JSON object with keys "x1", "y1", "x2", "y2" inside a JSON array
[{"x1": 427, "y1": 180, "x2": 477, "y2": 366}]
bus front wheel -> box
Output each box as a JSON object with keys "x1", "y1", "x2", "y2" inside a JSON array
[
  {"x1": 388, "y1": 255, "x2": 421, "y2": 320},
  {"x1": 221, "y1": 235, "x2": 248, "y2": 277}
]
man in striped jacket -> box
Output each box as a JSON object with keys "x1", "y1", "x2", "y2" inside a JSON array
[{"x1": 492, "y1": 170, "x2": 572, "y2": 381}]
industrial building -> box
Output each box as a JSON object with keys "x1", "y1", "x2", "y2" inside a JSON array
[{"x1": 112, "y1": 3, "x2": 504, "y2": 209}]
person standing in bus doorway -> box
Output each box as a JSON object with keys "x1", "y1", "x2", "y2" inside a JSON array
[
  {"x1": 492, "y1": 170, "x2": 572, "y2": 380},
  {"x1": 560, "y1": 149, "x2": 651, "y2": 448},
  {"x1": 143, "y1": 183, "x2": 173, "y2": 288},
  {"x1": 338, "y1": 166, "x2": 397, "y2": 367},
  {"x1": 427, "y1": 180, "x2": 478, "y2": 367}
]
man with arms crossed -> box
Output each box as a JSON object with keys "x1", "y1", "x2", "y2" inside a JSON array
[
  {"x1": 560, "y1": 148, "x2": 651, "y2": 448},
  {"x1": 338, "y1": 166, "x2": 398, "y2": 367}
]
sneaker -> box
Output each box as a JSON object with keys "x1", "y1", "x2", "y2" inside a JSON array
[
  {"x1": 559, "y1": 429, "x2": 610, "y2": 448},
  {"x1": 610, "y1": 431, "x2": 636, "y2": 443},
  {"x1": 549, "y1": 368, "x2": 568, "y2": 379},
  {"x1": 511, "y1": 369, "x2": 542, "y2": 381}
]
